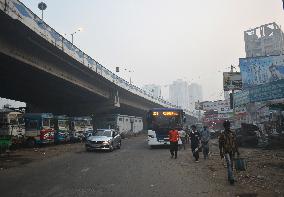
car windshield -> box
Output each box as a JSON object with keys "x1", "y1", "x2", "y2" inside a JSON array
[{"x1": 94, "y1": 130, "x2": 112, "y2": 137}]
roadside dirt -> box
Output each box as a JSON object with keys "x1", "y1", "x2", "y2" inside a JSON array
[
  {"x1": 0, "y1": 142, "x2": 84, "y2": 170},
  {"x1": 204, "y1": 140, "x2": 284, "y2": 197}
]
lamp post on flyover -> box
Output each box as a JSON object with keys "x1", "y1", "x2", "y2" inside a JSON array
[
  {"x1": 38, "y1": 2, "x2": 47, "y2": 21},
  {"x1": 70, "y1": 27, "x2": 83, "y2": 45}
]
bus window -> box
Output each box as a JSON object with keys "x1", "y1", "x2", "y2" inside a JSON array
[{"x1": 42, "y1": 118, "x2": 50, "y2": 128}]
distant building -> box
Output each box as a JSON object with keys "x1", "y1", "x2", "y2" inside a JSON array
[
  {"x1": 188, "y1": 83, "x2": 203, "y2": 111},
  {"x1": 142, "y1": 84, "x2": 161, "y2": 98},
  {"x1": 244, "y1": 22, "x2": 284, "y2": 58},
  {"x1": 201, "y1": 99, "x2": 233, "y2": 130},
  {"x1": 169, "y1": 79, "x2": 190, "y2": 109}
]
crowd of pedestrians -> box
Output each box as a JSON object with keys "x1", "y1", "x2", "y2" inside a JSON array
[{"x1": 168, "y1": 120, "x2": 240, "y2": 185}]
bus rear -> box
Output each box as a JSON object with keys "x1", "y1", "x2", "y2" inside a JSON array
[{"x1": 147, "y1": 108, "x2": 184, "y2": 147}]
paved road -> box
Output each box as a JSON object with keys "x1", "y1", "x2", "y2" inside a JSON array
[{"x1": 0, "y1": 135, "x2": 236, "y2": 197}]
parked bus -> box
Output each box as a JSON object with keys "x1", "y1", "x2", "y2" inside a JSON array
[
  {"x1": 54, "y1": 115, "x2": 70, "y2": 144},
  {"x1": 147, "y1": 108, "x2": 185, "y2": 147},
  {"x1": 0, "y1": 108, "x2": 25, "y2": 147},
  {"x1": 69, "y1": 116, "x2": 93, "y2": 141},
  {"x1": 24, "y1": 113, "x2": 55, "y2": 147}
]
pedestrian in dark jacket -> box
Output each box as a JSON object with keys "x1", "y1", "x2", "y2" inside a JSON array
[
  {"x1": 189, "y1": 125, "x2": 201, "y2": 162},
  {"x1": 219, "y1": 120, "x2": 240, "y2": 185}
]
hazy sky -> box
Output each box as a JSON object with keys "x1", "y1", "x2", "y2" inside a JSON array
[{"x1": 7, "y1": 0, "x2": 284, "y2": 103}]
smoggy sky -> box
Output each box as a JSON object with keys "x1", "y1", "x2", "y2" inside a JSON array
[{"x1": 18, "y1": 0, "x2": 284, "y2": 101}]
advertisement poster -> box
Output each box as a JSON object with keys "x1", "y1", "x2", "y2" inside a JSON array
[
  {"x1": 223, "y1": 72, "x2": 242, "y2": 91},
  {"x1": 233, "y1": 90, "x2": 250, "y2": 108},
  {"x1": 239, "y1": 55, "x2": 284, "y2": 89},
  {"x1": 250, "y1": 79, "x2": 284, "y2": 102},
  {"x1": 233, "y1": 79, "x2": 284, "y2": 104}
]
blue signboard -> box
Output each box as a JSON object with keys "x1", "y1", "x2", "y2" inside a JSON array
[
  {"x1": 233, "y1": 79, "x2": 284, "y2": 104},
  {"x1": 233, "y1": 90, "x2": 250, "y2": 108},
  {"x1": 239, "y1": 55, "x2": 284, "y2": 89},
  {"x1": 250, "y1": 79, "x2": 284, "y2": 102}
]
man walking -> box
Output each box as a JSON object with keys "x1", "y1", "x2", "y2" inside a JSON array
[
  {"x1": 168, "y1": 127, "x2": 179, "y2": 159},
  {"x1": 200, "y1": 126, "x2": 210, "y2": 159},
  {"x1": 219, "y1": 120, "x2": 240, "y2": 185},
  {"x1": 189, "y1": 125, "x2": 201, "y2": 162}
]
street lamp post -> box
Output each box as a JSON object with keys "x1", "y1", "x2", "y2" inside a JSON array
[
  {"x1": 126, "y1": 69, "x2": 134, "y2": 84},
  {"x1": 70, "y1": 28, "x2": 83, "y2": 45},
  {"x1": 38, "y1": 2, "x2": 47, "y2": 21}
]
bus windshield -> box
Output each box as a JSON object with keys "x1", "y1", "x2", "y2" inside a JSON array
[{"x1": 148, "y1": 110, "x2": 182, "y2": 129}]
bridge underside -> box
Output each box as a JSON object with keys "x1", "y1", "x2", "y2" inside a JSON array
[{"x1": 0, "y1": 11, "x2": 157, "y2": 117}]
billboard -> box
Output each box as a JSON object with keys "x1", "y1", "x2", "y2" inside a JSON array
[
  {"x1": 202, "y1": 100, "x2": 232, "y2": 114},
  {"x1": 233, "y1": 79, "x2": 284, "y2": 104},
  {"x1": 223, "y1": 72, "x2": 242, "y2": 91},
  {"x1": 250, "y1": 79, "x2": 284, "y2": 102},
  {"x1": 233, "y1": 90, "x2": 250, "y2": 108},
  {"x1": 239, "y1": 55, "x2": 284, "y2": 89}
]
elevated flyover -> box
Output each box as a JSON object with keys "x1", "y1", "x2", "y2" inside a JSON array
[{"x1": 0, "y1": 0, "x2": 196, "y2": 121}]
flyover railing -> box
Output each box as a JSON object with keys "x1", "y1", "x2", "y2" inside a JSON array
[{"x1": 0, "y1": 0, "x2": 195, "y2": 117}]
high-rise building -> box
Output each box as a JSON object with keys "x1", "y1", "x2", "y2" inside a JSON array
[
  {"x1": 244, "y1": 22, "x2": 284, "y2": 58},
  {"x1": 169, "y1": 79, "x2": 190, "y2": 109},
  {"x1": 188, "y1": 83, "x2": 203, "y2": 111},
  {"x1": 142, "y1": 84, "x2": 161, "y2": 98}
]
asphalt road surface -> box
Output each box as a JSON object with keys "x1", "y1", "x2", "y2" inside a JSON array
[{"x1": 0, "y1": 135, "x2": 269, "y2": 197}]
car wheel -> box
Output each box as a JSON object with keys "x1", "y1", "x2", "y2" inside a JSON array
[{"x1": 117, "y1": 141, "x2": 121, "y2": 149}]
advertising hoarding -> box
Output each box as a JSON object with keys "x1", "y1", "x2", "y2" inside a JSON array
[
  {"x1": 202, "y1": 100, "x2": 232, "y2": 113},
  {"x1": 223, "y1": 72, "x2": 242, "y2": 91},
  {"x1": 250, "y1": 79, "x2": 284, "y2": 102},
  {"x1": 239, "y1": 55, "x2": 284, "y2": 89},
  {"x1": 233, "y1": 79, "x2": 284, "y2": 104},
  {"x1": 233, "y1": 90, "x2": 250, "y2": 108}
]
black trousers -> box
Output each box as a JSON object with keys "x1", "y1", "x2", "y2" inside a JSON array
[
  {"x1": 170, "y1": 141, "x2": 178, "y2": 156},
  {"x1": 191, "y1": 144, "x2": 199, "y2": 161}
]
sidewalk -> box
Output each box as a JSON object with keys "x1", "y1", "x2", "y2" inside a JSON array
[{"x1": 177, "y1": 139, "x2": 284, "y2": 196}]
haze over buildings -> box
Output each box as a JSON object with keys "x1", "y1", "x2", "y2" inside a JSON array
[
  {"x1": 188, "y1": 83, "x2": 203, "y2": 111},
  {"x1": 142, "y1": 84, "x2": 161, "y2": 98},
  {"x1": 169, "y1": 79, "x2": 189, "y2": 109}
]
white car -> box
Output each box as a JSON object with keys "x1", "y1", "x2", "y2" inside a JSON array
[{"x1": 85, "y1": 129, "x2": 121, "y2": 151}]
